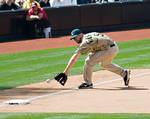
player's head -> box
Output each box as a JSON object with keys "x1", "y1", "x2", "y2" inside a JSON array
[
  {"x1": 31, "y1": 2, "x2": 38, "y2": 10},
  {"x1": 70, "y1": 29, "x2": 83, "y2": 44}
]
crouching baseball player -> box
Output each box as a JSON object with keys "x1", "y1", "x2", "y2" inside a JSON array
[{"x1": 54, "y1": 29, "x2": 131, "y2": 89}]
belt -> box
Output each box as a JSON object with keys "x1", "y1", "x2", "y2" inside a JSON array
[{"x1": 110, "y1": 44, "x2": 115, "y2": 47}]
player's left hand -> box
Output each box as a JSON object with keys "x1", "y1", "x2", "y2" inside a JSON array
[{"x1": 54, "y1": 73, "x2": 67, "y2": 86}]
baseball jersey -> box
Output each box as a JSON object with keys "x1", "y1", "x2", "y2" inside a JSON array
[
  {"x1": 75, "y1": 32, "x2": 115, "y2": 54},
  {"x1": 28, "y1": 7, "x2": 48, "y2": 20}
]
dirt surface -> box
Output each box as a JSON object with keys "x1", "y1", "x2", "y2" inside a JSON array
[
  {"x1": 0, "y1": 28, "x2": 150, "y2": 54},
  {"x1": 0, "y1": 28, "x2": 150, "y2": 113},
  {"x1": 0, "y1": 69, "x2": 150, "y2": 113}
]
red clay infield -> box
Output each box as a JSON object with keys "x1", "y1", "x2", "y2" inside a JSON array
[{"x1": 0, "y1": 28, "x2": 150, "y2": 113}]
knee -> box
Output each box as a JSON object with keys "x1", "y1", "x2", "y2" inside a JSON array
[
  {"x1": 84, "y1": 58, "x2": 94, "y2": 67},
  {"x1": 101, "y1": 63, "x2": 110, "y2": 68}
]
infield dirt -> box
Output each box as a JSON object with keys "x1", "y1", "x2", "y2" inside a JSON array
[{"x1": 0, "y1": 69, "x2": 150, "y2": 113}]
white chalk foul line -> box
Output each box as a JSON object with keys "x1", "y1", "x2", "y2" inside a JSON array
[{"x1": 0, "y1": 71, "x2": 150, "y2": 107}]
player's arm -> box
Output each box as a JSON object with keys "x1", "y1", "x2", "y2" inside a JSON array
[
  {"x1": 30, "y1": 15, "x2": 40, "y2": 20},
  {"x1": 63, "y1": 52, "x2": 80, "y2": 75},
  {"x1": 38, "y1": 13, "x2": 43, "y2": 19},
  {"x1": 52, "y1": 52, "x2": 80, "y2": 86},
  {"x1": 26, "y1": 12, "x2": 40, "y2": 21}
]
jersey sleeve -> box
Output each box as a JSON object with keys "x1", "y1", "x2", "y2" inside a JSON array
[
  {"x1": 27, "y1": 9, "x2": 32, "y2": 16},
  {"x1": 75, "y1": 37, "x2": 93, "y2": 54},
  {"x1": 75, "y1": 45, "x2": 90, "y2": 54}
]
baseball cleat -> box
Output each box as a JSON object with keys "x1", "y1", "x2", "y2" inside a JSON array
[
  {"x1": 78, "y1": 83, "x2": 93, "y2": 89},
  {"x1": 123, "y1": 70, "x2": 131, "y2": 86}
]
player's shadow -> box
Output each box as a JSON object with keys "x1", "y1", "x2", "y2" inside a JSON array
[
  {"x1": 0, "y1": 87, "x2": 74, "y2": 99},
  {"x1": 93, "y1": 86, "x2": 149, "y2": 91}
]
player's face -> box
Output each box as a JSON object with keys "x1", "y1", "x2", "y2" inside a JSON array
[
  {"x1": 33, "y1": 6, "x2": 38, "y2": 11},
  {"x1": 73, "y1": 33, "x2": 83, "y2": 44}
]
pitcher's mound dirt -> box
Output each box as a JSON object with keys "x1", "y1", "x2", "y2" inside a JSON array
[{"x1": 0, "y1": 69, "x2": 150, "y2": 113}]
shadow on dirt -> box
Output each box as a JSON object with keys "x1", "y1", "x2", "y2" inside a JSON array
[
  {"x1": 93, "y1": 86, "x2": 149, "y2": 91},
  {"x1": 0, "y1": 87, "x2": 74, "y2": 99}
]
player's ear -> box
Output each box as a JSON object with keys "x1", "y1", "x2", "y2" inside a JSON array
[
  {"x1": 79, "y1": 33, "x2": 83, "y2": 39},
  {"x1": 80, "y1": 33, "x2": 83, "y2": 37}
]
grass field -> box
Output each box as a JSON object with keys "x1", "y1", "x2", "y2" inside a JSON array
[
  {"x1": 0, "y1": 113, "x2": 150, "y2": 119},
  {"x1": 0, "y1": 39, "x2": 150, "y2": 90}
]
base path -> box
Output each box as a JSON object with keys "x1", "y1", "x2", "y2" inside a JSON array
[
  {"x1": 0, "y1": 28, "x2": 150, "y2": 54},
  {"x1": 0, "y1": 69, "x2": 150, "y2": 113}
]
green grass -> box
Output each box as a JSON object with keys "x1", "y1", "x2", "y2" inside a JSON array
[
  {"x1": 0, "y1": 113, "x2": 150, "y2": 119},
  {"x1": 0, "y1": 39, "x2": 150, "y2": 89}
]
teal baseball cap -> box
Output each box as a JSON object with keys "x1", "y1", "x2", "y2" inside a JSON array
[{"x1": 70, "y1": 29, "x2": 81, "y2": 40}]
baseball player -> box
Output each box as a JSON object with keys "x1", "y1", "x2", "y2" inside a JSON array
[{"x1": 62, "y1": 29, "x2": 131, "y2": 89}]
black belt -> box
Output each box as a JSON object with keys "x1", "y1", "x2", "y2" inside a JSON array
[{"x1": 110, "y1": 44, "x2": 115, "y2": 47}]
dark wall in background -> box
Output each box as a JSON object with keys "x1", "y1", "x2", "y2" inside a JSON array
[
  {"x1": 0, "y1": 1, "x2": 150, "y2": 41},
  {"x1": 0, "y1": 10, "x2": 26, "y2": 38}
]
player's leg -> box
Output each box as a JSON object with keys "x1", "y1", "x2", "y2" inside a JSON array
[
  {"x1": 43, "y1": 27, "x2": 51, "y2": 38},
  {"x1": 101, "y1": 46, "x2": 131, "y2": 86},
  {"x1": 79, "y1": 50, "x2": 111, "y2": 89},
  {"x1": 78, "y1": 53, "x2": 96, "y2": 89}
]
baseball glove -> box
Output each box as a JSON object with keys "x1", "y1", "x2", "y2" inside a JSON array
[{"x1": 54, "y1": 73, "x2": 67, "y2": 86}]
